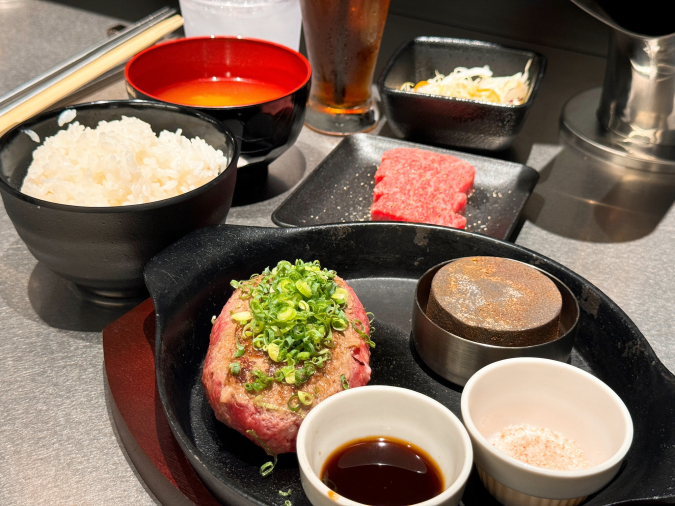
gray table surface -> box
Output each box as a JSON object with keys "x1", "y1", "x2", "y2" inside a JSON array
[{"x1": 1, "y1": 2, "x2": 674, "y2": 505}]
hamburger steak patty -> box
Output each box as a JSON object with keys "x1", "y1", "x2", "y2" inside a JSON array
[{"x1": 202, "y1": 275, "x2": 371, "y2": 454}]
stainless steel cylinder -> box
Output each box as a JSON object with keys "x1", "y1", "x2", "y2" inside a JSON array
[
  {"x1": 412, "y1": 259, "x2": 579, "y2": 386},
  {"x1": 572, "y1": 0, "x2": 675, "y2": 161},
  {"x1": 598, "y1": 30, "x2": 675, "y2": 159}
]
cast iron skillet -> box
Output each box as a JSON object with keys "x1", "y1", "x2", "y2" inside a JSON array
[{"x1": 146, "y1": 223, "x2": 675, "y2": 506}]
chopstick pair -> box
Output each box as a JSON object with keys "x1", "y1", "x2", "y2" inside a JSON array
[{"x1": 0, "y1": 7, "x2": 184, "y2": 136}]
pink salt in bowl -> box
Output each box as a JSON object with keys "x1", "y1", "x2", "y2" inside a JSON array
[{"x1": 460, "y1": 357, "x2": 633, "y2": 506}]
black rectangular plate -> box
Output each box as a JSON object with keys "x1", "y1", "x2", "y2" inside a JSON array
[{"x1": 271, "y1": 134, "x2": 539, "y2": 240}]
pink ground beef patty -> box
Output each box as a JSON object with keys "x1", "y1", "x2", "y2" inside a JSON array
[{"x1": 202, "y1": 275, "x2": 371, "y2": 454}]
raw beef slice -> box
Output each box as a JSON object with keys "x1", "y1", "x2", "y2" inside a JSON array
[
  {"x1": 202, "y1": 275, "x2": 371, "y2": 454},
  {"x1": 370, "y1": 148, "x2": 475, "y2": 229}
]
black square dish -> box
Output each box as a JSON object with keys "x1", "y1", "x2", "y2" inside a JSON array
[
  {"x1": 271, "y1": 134, "x2": 539, "y2": 240},
  {"x1": 377, "y1": 37, "x2": 546, "y2": 151}
]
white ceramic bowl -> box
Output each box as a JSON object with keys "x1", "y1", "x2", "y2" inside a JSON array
[
  {"x1": 461, "y1": 358, "x2": 633, "y2": 506},
  {"x1": 297, "y1": 385, "x2": 473, "y2": 506}
]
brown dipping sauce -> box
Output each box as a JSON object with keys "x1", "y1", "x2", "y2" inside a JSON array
[{"x1": 320, "y1": 436, "x2": 444, "y2": 506}]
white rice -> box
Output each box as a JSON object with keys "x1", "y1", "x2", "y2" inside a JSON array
[
  {"x1": 23, "y1": 129, "x2": 40, "y2": 143},
  {"x1": 57, "y1": 108, "x2": 77, "y2": 126},
  {"x1": 21, "y1": 116, "x2": 228, "y2": 207}
]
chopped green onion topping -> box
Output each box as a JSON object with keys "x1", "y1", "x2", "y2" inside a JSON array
[
  {"x1": 331, "y1": 318, "x2": 347, "y2": 331},
  {"x1": 246, "y1": 429, "x2": 277, "y2": 477},
  {"x1": 295, "y1": 280, "x2": 312, "y2": 297},
  {"x1": 229, "y1": 362, "x2": 241, "y2": 375},
  {"x1": 232, "y1": 328, "x2": 246, "y2": 360},
  {"x1": 331, "y1": 288, "x2": 348, "y2": 303},
  {"x1": 341, "y1": 374, "x2": 349, "y2": 390},
  {"x1": 230, "y1": 260, "x2": 361, "y2": 387},
  {"x1": 230, "y1": 260, "x2": 375, "y2": 392},
  {"x1": 285, "y1": 501, "x2": 292, "y2": 506},
  {"x1": 279, "y1": 489, "x2": 292, "y2": 497},
  {"x1": 244, "y1": 369, "x2": 275, "y2": 391},
  {"x1": 260, "y1": 462, "x2": 274, "y2": 477},
  {"x1": 288, "y1": 394, "x2": 301, "y2": 412},
  {"x1": 267, "y1": 343, "x2": 281, "y2": 362},
  {"x1": 352, "y1": 319, "x2": 375, "y2": 348},
  {"x1": 231, "y1": 311, "x2": 252, "y2": 323},
  {"x1": 254, "y1": 395, "x2": 282, "y2": 410},
  {"x1": 298, "y1": 391, "x2": 314, "y2": 405}
]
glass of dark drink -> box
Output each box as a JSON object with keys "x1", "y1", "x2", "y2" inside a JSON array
[{"x1": 300, "y1": 0, "x2": 390, "y2": 135}]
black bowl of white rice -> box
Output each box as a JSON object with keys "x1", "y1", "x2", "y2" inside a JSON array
[{"x1": 0, "y1": 100, "x2": 239, "y2": 299}]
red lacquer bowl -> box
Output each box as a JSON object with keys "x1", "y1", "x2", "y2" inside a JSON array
[{"x1": 126, "y1": 37, "x2": 311, "y2": 168}]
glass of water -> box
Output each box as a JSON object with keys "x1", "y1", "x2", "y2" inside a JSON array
[{"x1": 179, "y1": 0, "x2": 303, "y2": 51}]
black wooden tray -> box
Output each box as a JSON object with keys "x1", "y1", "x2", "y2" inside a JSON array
[
  {"x1": 271, "y1": 134, "x2": 540, "y2": 240},
  {"x1": 146, "y1": 223, "x2": 675, "y2": 506}
]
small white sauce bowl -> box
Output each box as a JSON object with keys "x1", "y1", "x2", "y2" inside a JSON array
[
  {"x1": 461, "y1": 358, "x2": 633, "y2": 506},
  {"x1": 297, "y1": 385, "x2": 473, "y2": 506}
]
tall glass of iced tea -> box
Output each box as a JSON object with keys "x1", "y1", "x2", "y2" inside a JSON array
[{"x1": 300, "y1": 0, "x2": 390, "y2": 134}]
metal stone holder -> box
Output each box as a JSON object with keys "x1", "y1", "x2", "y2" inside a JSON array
[
  {"x1": 562, "y1": 0, "x2": 675, "y2": 172},
  {"x1": 412, "y1": 258, "x2": 580, "y2": 386}
]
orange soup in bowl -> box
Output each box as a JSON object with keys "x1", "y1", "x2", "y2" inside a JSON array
[{"x1": 154, "y1": 78, "x2": 290, "y2": 107}]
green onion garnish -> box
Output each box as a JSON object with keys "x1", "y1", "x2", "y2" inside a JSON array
[
  {"x1": 245, "y1": 369, "x2": 275, "y2": 391},
  {"x1": 288, "y1": 391, "x2": 314, "y2": 411},
  {"x1": 231, "y1": 311, "x2": 252, "y2": 323},
  {"x1": 228, "y1": 260, "x2": 362, "y2": 386},
  {"x1": 279, "y1": 489, "x2": 292, "y2": 497},
  {"x1": 229, "y1": 260, "x2": 375, "y2": 393},
  {"x1": 298, "y1": 391, "x2": 313, "y2": 405},
  {"x1": 341, "y1": 374, "x2": 349, "y2": 390},
  {"x1": 331, "y1": 288, "x2": 348, "y2": 303},
  {"x1": 288, "y1": 394, "x2": 301, "y2": 412},
  {"x1": 229, "y1": 362, "x2": 241, "y2": 375},
  {"x1": 352, "y1": 318, "x2": 375, "y2": 348},
  {"x1": 232, "y1": 329, "x2": 246, "y2": 359},
  {"x1": 284, "y1": 501, "x2": 292, "y2": 506},
  {"x1": 246, "y1": 429, "x2": 277, "y2": 477},
  {"x1": 267, "y1": 343, "x2": 281, "y2": 362},
  {"x1": 254, "y1": 395, "x2": 281, "y2": 410},
  {"x1": 260, "y1": 461, "x2": 274, "y2": 476}
]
